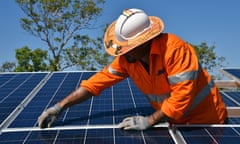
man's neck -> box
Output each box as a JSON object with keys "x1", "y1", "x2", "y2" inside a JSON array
[
  {"x1": 140, "y1": 47, "x2": 150, "y2": 74},
  {"x1": 140, "y1": 47, "x2": 150, "y2": 65}
]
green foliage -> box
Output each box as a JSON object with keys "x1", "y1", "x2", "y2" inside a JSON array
[
  {"x1": 191, "y1": 42, "x2": 226, "y2": 79},
  {"x1": 31, "y1": 48, "x2": 48, "y2": 71},
  {"x1": 15, "y1": 46, "x2": 48, "y2": 72},
  {"x1": 12, "y1": 0, "x2": 225, "y2": 74},
  {"x1": 63, "y1": 35, "x2": 110, "y2": 70},
  {"x1": 16, "y1": 0, "x2": 106, "y2": 71},
  {"x1": 15, "y1": 47, "x2": 32, "y2": 71},
  {"x1": 0, "y1": 62, "x2": 16, "y2": 72}
]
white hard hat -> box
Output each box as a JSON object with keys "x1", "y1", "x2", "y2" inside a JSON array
[
  {"x1": 104, "y1": 8, "x2": 164, "y2": 56},
  {"x1": 115, "y1": 8, "x2": 151, "y2": 41}
]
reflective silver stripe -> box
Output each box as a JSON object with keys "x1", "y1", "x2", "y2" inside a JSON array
[
  {"x1": 168, "y1": 64, "x2": 202, "y2": 85},
  {"x1": 108, "y1": 66, "x2": 125, "y2": 77},
  {"x1": 146, "y1": 93, "x2": 170, "y2": 103},
  {"x1": 184, "y1": 79, "x2": 215, "y2": 116}
]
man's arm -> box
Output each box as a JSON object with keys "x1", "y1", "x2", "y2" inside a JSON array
[
  {"x1": 58, "y1": 87, "x2": 93, "y2": 109},
  {"x1": 148, "y1": 109, "x2": 170, "y2": 126},
  {"x1": 38, "y1": 87, "x2": 93, "y2": 128}
]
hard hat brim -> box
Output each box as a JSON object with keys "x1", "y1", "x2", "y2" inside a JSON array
[{"x1": 104, "y1": 16, "x2": 164, "y2": 56}]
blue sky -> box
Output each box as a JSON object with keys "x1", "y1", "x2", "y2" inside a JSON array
[{"x1": 0, "y1": 0, "x2": 239, "y2": 71}]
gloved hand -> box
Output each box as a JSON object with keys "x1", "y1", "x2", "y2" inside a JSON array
[
  {"x1": 38, "y1": 104, "x2": 63, "y2": 128},
  {"x1": 119, "y1": 116, "x2": 151, "y2": 130}
]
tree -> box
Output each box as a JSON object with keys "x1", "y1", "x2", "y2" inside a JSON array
[
  {"x1": 31, "y1": 48, "x2": 48, "y2": 71},
  {"x1": 15, "y1": 46, "x2": 48, "y2": 72},
  {"x1": 191, "y1": 42, "x2": 226, "y2": 79},
  {"x1": 16, "y1": 0, "x2": 106, "y2": 71},
  {"x1": 0, "y1": 62, "x2": 16, "y2": 72},
  {"x1": 15, "y1": 46, "x2": 32, "y2": 71},
  {"x1": 63, "y1": 35, "x2": 110, "y2": 70}
]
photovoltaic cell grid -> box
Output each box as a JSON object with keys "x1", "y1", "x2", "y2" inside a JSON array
[
  {"x1": 0, "y1": 71, "x2": 240, "y2": 144},
  {"x1": 222, "y1": 68, "x2": 240, "y2": 80},
  {"x1": 178, "y1": 126, "x2": 240, "y2": 144},
  {"x1": 0, "y1": 73, "x2": 48, "y2": 125},
  {"x1": 221, "y1": 91, "x2": 240, "y2": 107}
]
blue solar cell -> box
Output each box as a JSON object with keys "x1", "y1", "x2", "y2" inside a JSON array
[
  {"x1": 228, "y1": 118, "x2": 240, "y2": 124},
  {"x1": 143, "y1": 128, "x2": 175, "y2": 143},
  {"x1": 207, "y1": 127, "x2": 240, "y2": 144},
  {"x1": 179, "y1": 126, "x2": 240, "y2": 144},
  {"x1": 224, "y1": 92, "x2": 240, "y2": 105},
  {"x1": 0, "y1": 131, "x2": 29, "y2": 143},
  {"x1": 1, "y1": 72, "x2": 240, "y2": 144},
  {"x1": 221, "y1": 92, "x2": 239, "y2": 106},
  {"x1": 221, "y1": 91, "x2": 240, "y2": 106},
  {"x1": 85, "y1": 129, "x2": 114, "y2": 143},
  {"x1": 179, "y1": 127, "x2": 220, "y2": 143},
  {"x1": 0, "y1": 74, "x2": 15, "y2": 87},
  {"x1": 234, "y1": 127, "x2": 240, "y2": 134},
  {"x1": 9, "y1": 72, "x2": 83, "y2": 128},
  {"x1": 0, "y1": 73, "x2": 47, "y2": 125},
  {"x1": 55, "y1": 130, "x2": 85, "y2": 143},
  {"x1": 223, "y1": 68, "x2": 240, "y2": 79},
  {"x1": 0, "y1": 128, "x2": 175, "y2": 144},
  {"x1": 0, "y1": 74, "x2": 30, "y2": 100}
]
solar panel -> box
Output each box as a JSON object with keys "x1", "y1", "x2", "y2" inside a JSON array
[
  {"x1": 0, "y1": 71, "x2": 240, "y2": 144},
  {"x1": 221, "y1": 91, "x2": 240, "y2": 106},
  {"x1": 222, "y1": 68, "x2": 240, "y2": 80},
  {"x1": 8, "y1": 72, "x2": 84, "y2": 128},
  {"x1": 0, "y1": 73, "x2": 48, "y2": 125},
  {"x1": 178, "y1": 126, "x2": 240, "y2": 144}
]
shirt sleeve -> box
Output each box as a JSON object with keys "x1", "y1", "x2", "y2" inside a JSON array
[
  {"x1": 80, "y1": 56, "x2": 128, "y2": 96},
  {"x1": 161, "y1": 43, "x2": 199, "y2": 120}
]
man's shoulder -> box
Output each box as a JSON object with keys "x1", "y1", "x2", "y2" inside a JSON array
[
  {"x1": 160, "y1": 33, "x2": 182, "y2": 40},
  {"x1": 156, "y1": 33, "x2": 187, "y2": 51}
]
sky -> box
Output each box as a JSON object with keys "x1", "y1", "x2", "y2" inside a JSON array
[{"x1": 0, "y1": 0, "x2": 240, "y2": 72}]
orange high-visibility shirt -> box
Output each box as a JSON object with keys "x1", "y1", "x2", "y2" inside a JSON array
[{"x1": 81, "y1": 33, "x2": 227, "y2": 124}]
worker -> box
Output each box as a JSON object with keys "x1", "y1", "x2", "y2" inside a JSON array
[{"x1": 38, "y1": 8, "x2": 227, "y2": 130}]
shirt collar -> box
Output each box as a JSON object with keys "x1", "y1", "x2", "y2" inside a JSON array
[{"x1": 150, "y1": 37, "x2": 161, "y2": 55}]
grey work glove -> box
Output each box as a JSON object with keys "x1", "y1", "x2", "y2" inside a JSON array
[
  {"x1": 38, "y1": 104, "x2": 63, "y2": 128},
  {"x1": 119, "y1": 116, "x2": 151, "y2": 130}
]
